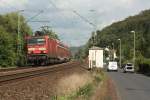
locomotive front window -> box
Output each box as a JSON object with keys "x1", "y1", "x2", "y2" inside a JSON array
[
  {"x1": 28, "y1": 38, "x2": 45, "y2": 45},
  {"x1": 37, "y1": 39, "x2": 45, "y2": 44}
]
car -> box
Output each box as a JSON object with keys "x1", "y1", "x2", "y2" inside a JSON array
[
  {"x1": 123, "y1": 63, "x2": 134, "y2": 73},
  {"x1": 107, "y1": 61, "x2": 118, "y2": 71}
]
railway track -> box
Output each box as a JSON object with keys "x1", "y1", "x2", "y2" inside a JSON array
[
  {"x1": 0, "y1": 66, "x2": 37, "y2": 72},
  {"x1": 0, "y1": 61, "x2": 79, "y2": 85},
  {"x1": 0, "y1": 63, "x2": 58, "y2": 72}
]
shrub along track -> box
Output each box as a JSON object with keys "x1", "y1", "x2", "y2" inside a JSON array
[{"x1": 0, "y1": 61, "x2": 79, "y2": 86}]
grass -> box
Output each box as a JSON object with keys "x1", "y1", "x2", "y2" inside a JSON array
[
  {"x1": 51, "y1": 83, "x2": 93, "y2": 100},
  {"x1": 74, "y1": 83, "x2": 93, "y2": 99},
  {"x1": 51, "y1": 68, "x2": 106, "y2": 100}
]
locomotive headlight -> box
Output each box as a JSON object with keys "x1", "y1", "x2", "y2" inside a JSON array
[
  {"x1": 28, "y1": 51, "x2": 32, "y2": 54},
  {"x1": 28, "y1": 48, "x2": 35, "y2": 51},
  {"x1": 39, "y1": 47, "x2": 46, "y2": 51}
]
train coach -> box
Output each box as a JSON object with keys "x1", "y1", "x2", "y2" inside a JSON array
[{"x1": 26, "y1": 34, "x2": 71, "y2": 65}]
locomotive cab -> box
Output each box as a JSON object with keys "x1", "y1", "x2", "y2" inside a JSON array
[
  {"x1": 27, "y1": 37, "x2": 48, "y2": 54},
  {"x1": 27, "y1": 36, "x2": 49, "y2": 65}
]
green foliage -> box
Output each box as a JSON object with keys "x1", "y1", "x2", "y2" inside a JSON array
[
  {"x1": 74, "y1": 46, "x2": 87, "y2": 61},
  {"x1": 41, "y1": 26, "x2": 59, "y2": 40},
  {"x1": 94, "y1": 9, "x2": 150, "y2": 60},
  {"x1": 0, "y1": 12, "x2": 32, "y2": 37},
  {"x1": 0, "y1": 26, "x2": 17, "y2": 67},
  {"x1": 0, "y1": 12, "x2": 32, "y2": 67},
  {"x1": 136, "y1": 53, "x2": 150, "y2": 73},
  {"x1": 76, "y1": 84, "x2": 93, "y2": 98}
]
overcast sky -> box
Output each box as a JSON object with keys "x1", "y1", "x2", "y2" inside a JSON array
[{"x1": 0, "y1": 0, "x2": 150, "y2": 47}]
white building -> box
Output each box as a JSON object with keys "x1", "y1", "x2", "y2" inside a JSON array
[{"x1": 89, "y1": 46, "x2": 103, "y2": 69}]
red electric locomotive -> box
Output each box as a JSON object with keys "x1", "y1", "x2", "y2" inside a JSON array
[{"x1": 26, "y1": 34, "x2": 71, "y2": 65}]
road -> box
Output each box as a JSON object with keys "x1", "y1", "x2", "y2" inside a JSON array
[{"x1": 108, "y1": 69, "x2": 150, "y2": 100}]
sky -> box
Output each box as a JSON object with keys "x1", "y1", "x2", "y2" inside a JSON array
[{"x1": 0, "y1": 0, "x2": 150, "y2": 47}]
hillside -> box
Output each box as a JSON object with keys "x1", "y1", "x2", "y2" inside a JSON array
[
  {"x1": 76, "y1": 9, "x2": 150, "y2": 68},
  {"x1": 70, "y1": 46, "x2": 84, "y2": 58},
  {"x1": 92, "y1": 9, "x2": 149, "y2": 59}
]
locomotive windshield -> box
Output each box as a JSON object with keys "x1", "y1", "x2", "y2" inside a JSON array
[{"x1": 28, "y1": 38, "x2": 45, "y2": 45}]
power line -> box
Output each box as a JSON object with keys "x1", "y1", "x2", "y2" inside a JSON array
[
  {"x1": 49, "y1": 0, "x2": 59, "y2": 10},
  {"x1": 72, "y1": 10, "x2": 96, "y2": 28},
  {"x1": 26, "y1": 10, "x2": 44, "y2": 22},
  {"x1": 64, "y1": 0, "x2": 96, "y2": 28},
  {"x1": 48, "y1": 0, "x2": 96, "y2": 28},
  {"x1": 28, "y1": 20, "x2": 51, "y2": 23}
]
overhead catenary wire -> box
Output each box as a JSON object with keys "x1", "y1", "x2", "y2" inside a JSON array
[
  {"x1": 71, "y1": 10, "x2": 96, "y2": 28},
  {"x1": 26, "y1": 10, "x2": 44, "y2": 22},
  {"x1": 28, "y1": 20, "x2": 51, "y2": 23},
  {"x1": 48, "y1": 0, "x2": 96, "y2": 29},
  {"x1": 49, "y1": 0, "x2": 59, "y2": 10},
  {"x1": 47, "y1": 0, "x2": 96, "y2": 46}
]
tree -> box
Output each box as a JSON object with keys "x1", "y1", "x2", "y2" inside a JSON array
[
  {"x1": 41, "y1": 26, "x2": 59, "y2": 40},
  {"x1": 0, "y1": 12, "x2": 32, "y2": 67},
  {"x1": 0, "y1": 26, "x2": 16, "y2": 67}
]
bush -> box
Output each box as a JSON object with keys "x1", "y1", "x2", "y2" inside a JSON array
[
  {"x1": 0, "y1": 26, "x2": 17, "y2": 67},
  {"x1": 136, "y1": 54, "x2": 150, "y2": 73},
  {"x1": 138, "y1": 58, "x2": 150, "y2": 73}
]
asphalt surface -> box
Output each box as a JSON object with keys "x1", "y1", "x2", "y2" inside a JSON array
[{"x1": 107, "y1": 69, "x2": 150, "y2": 100}]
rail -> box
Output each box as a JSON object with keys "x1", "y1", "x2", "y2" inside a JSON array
[{"x1": 0, "y1": 61, "x2": 79, "y2": 85}]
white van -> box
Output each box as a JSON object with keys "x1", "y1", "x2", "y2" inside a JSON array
[{"x1": 107, "y1": 61, "x2": 118, "y2": 71}]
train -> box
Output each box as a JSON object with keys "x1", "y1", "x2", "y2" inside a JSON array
[{"x1": 26, "y1": 33, "x2": 71, "y2": 65}]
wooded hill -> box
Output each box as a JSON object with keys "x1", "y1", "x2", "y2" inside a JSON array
[{"x1": 77, "y1": 9, "x2": 150, "y2": 70}]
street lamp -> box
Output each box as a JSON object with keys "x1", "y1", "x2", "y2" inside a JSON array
[
  {"x1": 131, "y1": 31, "x2": 136, "y2": 67},
  {"x1": 118, "y1": 39, "x2": 121, "y2": 67},
  {"x1": 112, "y1": 43, "x2": 114, "y2": 61}
]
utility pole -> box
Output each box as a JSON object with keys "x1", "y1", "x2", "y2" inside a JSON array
[
  {"x1": 89, "y1": 10, "x2": 97, "y2": 46},
  {"x1": 17, "y1": 11, "x2": 20, "y2": 55},
  {"x1": 72, "y1": 10, "x2": 97, "y2": 47},
  {"x1": 17, "y1": 10, "x2": 44, "y2": 55},
  {"x1": 118, "y1": 39, "x2": 121, "y2": 67},
  {"x1": 17, "y1": 10, "x2": 24, "y2": 56}
]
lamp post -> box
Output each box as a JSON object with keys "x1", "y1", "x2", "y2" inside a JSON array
[
  {"x1": 118, "y1": 39, "x2": 121, "y2": 67},
  {"x1": 112, "y1": 43, "x2": 114, "y2": 61},
  {"x1": 131, "y1": 31, "x2": 136, "y2": 67}
]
